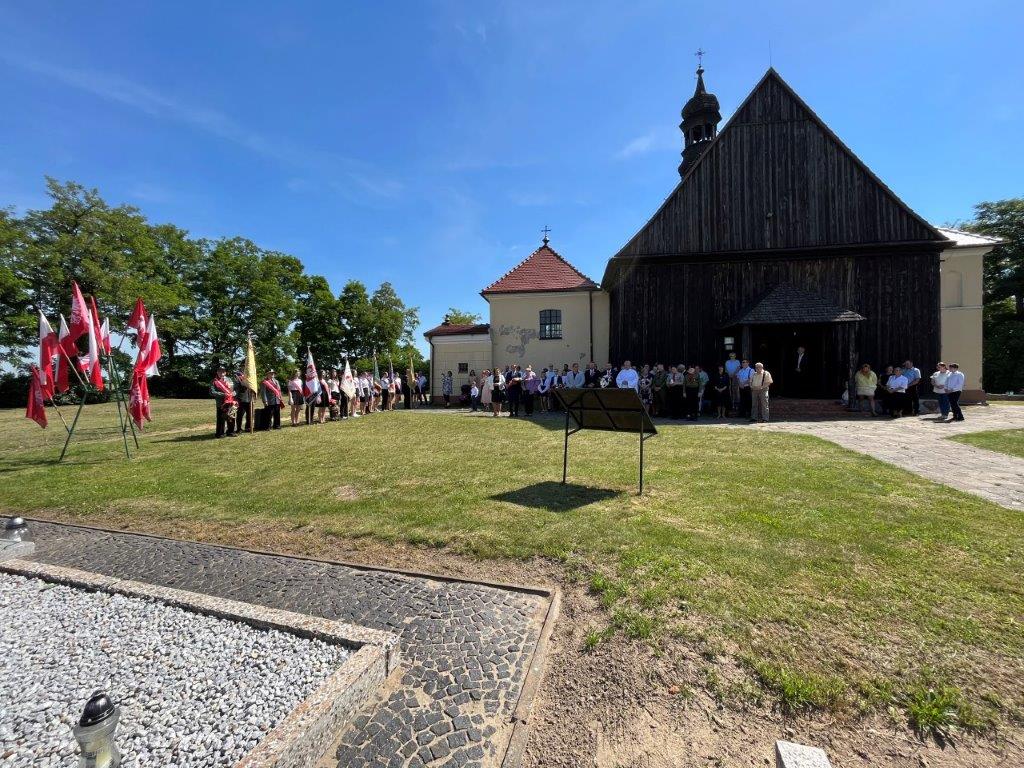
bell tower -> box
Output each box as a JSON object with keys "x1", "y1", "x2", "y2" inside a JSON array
[{"x1": 678, "y1": 51, "x2": 721, "y2": 177}]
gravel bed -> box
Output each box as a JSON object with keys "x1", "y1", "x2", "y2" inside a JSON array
[{"x1": 0, "y1": 573, "x2": 351, "y2": 767}]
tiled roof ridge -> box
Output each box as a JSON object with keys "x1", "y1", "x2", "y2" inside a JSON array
[{"x1": 482, "y1": 243, "x2": 599, "y2": 294}]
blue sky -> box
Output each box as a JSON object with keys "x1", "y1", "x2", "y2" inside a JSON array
[{"x1": 3, "y1": 1, "x2": 1022, "y2": 353}]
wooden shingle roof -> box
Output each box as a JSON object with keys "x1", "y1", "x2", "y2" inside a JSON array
[{"x1": 723, "y1": 285, "x2": 865, "y2": 326}]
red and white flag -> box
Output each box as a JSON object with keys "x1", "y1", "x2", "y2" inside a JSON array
[
  {"x1": 138, "y1": 314, "x2": 161, "y2": 376},
  {"x1": 84, "y1": 308, "x2": 104, "y2": 391},
  {"x1": 127, "y1": 297, "x2": 148, "y2": 349},
  {"x1": 56, "y1": 314, "x2": 73, "y2": 393},
  {"x1": 26, "y1": 365, "x2": 48, "y2": 429},
  {"x1": 38, "y1": 311, "x2": 58, "y2": 400},
  {"x1": 67, "y1": 281, "x2": 90, "y2": 350},
  {"x1": 129, "y1": 370, "x2": 151, "y2": 430},
  {"x1": 89, "y1": 296, "x2": 111, "y2": 355},
  {"x1": 129, "y1": 312, "x2": 161, "y2": 430},
  {"x1": 302, "y1": 348, "x2": 321, "y2": 400}
]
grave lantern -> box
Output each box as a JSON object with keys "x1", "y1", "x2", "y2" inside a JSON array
[
  {"x1": 2, "y1": 517, "x2": 27, "y2": 542},
  {"x1": 72, "y1": 690, "x2": 121, "y2": 768}
]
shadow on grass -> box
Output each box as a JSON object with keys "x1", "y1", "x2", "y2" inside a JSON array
[{"x1": 491, "y1": 481, "x2": 620, "y2": 512}]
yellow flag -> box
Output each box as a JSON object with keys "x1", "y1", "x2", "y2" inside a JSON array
[{"x1": 244, "y1": 337, "x2": 258, "y2": 392}]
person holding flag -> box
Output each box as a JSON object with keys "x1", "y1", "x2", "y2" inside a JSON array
[
  {"x1": 341, "y1": 359, "x2": 356, "y2": 418},
  {"x1": 211, "y1": 366, "x2": 237, "y2": 438},
  {"x1": 259, "y1": 368, "x2": 284, "y2": 430},
  {"x1": 235, "y1": 335, "x2": 259, "y2": 433},
  {"x1": 302, "y1": 347, "x2": 321, "y2": 425}
]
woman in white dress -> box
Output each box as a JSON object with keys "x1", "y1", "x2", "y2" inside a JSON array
[{"x1": 482, "y1": 369, "x2": 506, "y2": 417}]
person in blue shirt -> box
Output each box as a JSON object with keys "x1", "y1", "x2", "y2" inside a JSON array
[
  {"x1": 724, "y1": 352, "x2": 741, "y2": 410},
  {"x1": 903, "y1": 359, "x2": 922, "y2": 415},
  {"x1": 735, "y1": 359, "x2": 754, "y2": 418}
]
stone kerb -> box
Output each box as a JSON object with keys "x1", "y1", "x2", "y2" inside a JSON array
[{"x1": 0, "y1": 558, "x2": 401, "y2": 768}]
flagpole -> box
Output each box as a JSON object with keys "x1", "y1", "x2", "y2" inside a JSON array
[
  {"x1": 57, "y1": 387, "x2": 87, "y2": 463},
  {"x1": 105, "y1": 353, "x2": 132, "y2": 458}
]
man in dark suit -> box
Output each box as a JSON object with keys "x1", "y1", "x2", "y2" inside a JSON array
[
  {"x1": 792, "y1": 346, "x2": 809, "y2": 397},
  {"x1": 583, "y1": 361, "x2": 601, "y2": 388}
]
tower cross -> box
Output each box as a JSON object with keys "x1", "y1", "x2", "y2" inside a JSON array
[
  {"x1": 695, "y1": 48, "x2": 705, "y2": 69},
  {"x1": 541, "y1": 225, "x2": 551, "y2": 245}
]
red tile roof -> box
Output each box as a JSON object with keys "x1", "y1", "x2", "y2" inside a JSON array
[
  {"x1": 482, "y1": 244, "x2": 599, "y2": 295},
  {"x1": 423, "y1": 322, "x2": 490, "y2": 339}
]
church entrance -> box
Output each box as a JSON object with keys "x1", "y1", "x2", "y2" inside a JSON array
[{"x1": 749, "y1": 324, "x2": 827, "y2": 398}]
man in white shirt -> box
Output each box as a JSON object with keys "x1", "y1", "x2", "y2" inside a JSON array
[
  {"x1": 568, "y1": 362, "x2": 585, "y2": 388},
  {"x1": 615, "y1": 360, "x2": 639, "y2": 390},
  {"x1": 930, "y1": 362, "x2": 950, "y2": 421},
  {"x1": 749, "y1": 362, "x2": 774, "y2": 423},
  {"x1": 945, "y1": 363, "x2": 966, "y2": 422},
  {"x1": 886, "y1": 366, "x2": 909, "y2": 417}
]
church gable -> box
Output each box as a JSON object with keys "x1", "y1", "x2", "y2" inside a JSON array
[{"x1": 615, "y1": 69, "x2": 943, "y2": 259}]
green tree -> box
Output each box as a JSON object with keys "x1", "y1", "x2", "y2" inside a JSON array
[
  {"x1": 337, "y1": 280, "x2": 374, "y2": 360},
  {"x1": 0, "y1": 210, "x2": 33, "y2": 363},
  {"x1": 191, "y1": 237, "x2": 305, "y2": 373},
  {"x1": 965, "y1": 199, "x2": 1024, "y2": 392},
  {"x1": 296, "y1": 275, "x2": 344, "y2": 371},
  {"x1": 443, "y1": 307, "x2": 482, "y2": 325}
]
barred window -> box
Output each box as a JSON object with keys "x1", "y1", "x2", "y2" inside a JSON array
[
  {"x1": 458, "y1": 362, "x2": 468, "y2": 373},
  {"x1": 539, "y1": 309, "x2": 562, "y2": 340}
]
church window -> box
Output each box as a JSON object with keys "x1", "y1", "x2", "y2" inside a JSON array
[{"x1": 539, "y1": 309, "x2": 562, "y2": 340}]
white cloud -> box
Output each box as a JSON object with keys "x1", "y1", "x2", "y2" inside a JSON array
[
  {"x1": 615, "y1": 127, "x2": 678, "y2": 160},
  {"x1": 2, "y1": 52, "x2": 405, "y2": 205}
]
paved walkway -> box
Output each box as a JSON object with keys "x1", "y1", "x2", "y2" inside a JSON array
[
  {"x1": 762, "y1": 405, "x2": 1024, "y2": 510},
  {"x1": 23, "y1": 522, "x2": 551, "y2": 768}
]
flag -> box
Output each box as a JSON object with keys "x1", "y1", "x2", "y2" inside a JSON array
[
  {"x1": 84, "y1": 306, "x2": 104, "y2": 391},
  {"x1": 38, "y1": 311, "x2": 58, "y2": 400},
  {"x1": 139, "y1": 314, "x2": 161, "y2": 377},
  {"x1": 407, "y1": 353, "x2": 415, "y2": 391},
  {"x1": 26, "y1": 366, "x2": 47, "y2": 429},
  {"x1": 129, "y1": 370, "x2": 151, "y2": 430},
  {"x1": 127, "y1": 297, "x2": 147, "y2": 338},
  {"x1": 129, "y1": 312, "x2": 160, "y2": 430},
  {"x1": 341, "y1": 359, "x2": 356, "y2": 399},
  {"x1": 89, "y1": 296, "x2": 111, "y2": 354},
  {"x1": 243, "y1": 337, "x2": 258, "y2": 393},
  {"x1": 67, "y1": 281, "x2": 90, "y2": 349},
  {"x1": 373, "y1": 352, "x2": 380, "y2": 383},
  {"x1": 302, "y1": 348, "x2": 321, "y2": 401},
  {"x1": 56, "y1": 314, "x2": 72, "y2": 393},
  {"x1": 100, "y1": 317, "x2": 111, "y2": 355}
]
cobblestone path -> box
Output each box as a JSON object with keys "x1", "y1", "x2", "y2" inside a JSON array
[
  {"x1": 24, "y1": 522, "x2": 550, "y2": 768},
  {"x1": 761, "y1": 405, "x2": 1024, "y2": 510}
]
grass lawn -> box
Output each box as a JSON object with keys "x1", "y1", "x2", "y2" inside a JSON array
[
  {"x1": 3, "y1": 399, "x2": 1022, "y2": 737},
  {"x1": 951, "y1": 427, "x2": 1024, "y2": 459}
]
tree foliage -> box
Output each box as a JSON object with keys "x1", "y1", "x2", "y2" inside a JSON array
[
  {"x1": 444, "y1": 307, "x2": 482, "y2": 325},
  {"x1": 1, "y1": 178, "x2": 420, "y2": 388},
  {"x1": 965, "y1": 198, "x2": 1024, "y2": 392}
]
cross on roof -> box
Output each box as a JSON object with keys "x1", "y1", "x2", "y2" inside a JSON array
[
  {"x1": 695, "y1": 48, "x2": 705, "y2": 70},
  {"x1": 541, "y1": 225, "x2": 551, "y2": 245}
]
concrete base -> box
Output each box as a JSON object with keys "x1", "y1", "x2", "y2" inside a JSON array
[{"x1": 776, "y1": 740, "x2": 833, "y2": 768}]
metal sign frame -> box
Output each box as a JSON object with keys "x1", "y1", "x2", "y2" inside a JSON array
[{"x1": 552, "y1": 387, "x2": 657, "y2": 494}]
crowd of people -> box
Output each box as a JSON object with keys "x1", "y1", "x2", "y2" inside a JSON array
[
  {"x1": 209, "y1": 365, "x2": 429, "y2": 437},
  {"x1": 436, "y1": 353, "x2": 968, "y2": 424},
  {"x1": 438, "y1": 357, "x2": 775, "y2": 422},
  {"x1": 210, "y1": 354, "x2": 968, "y2": 436},
  {"x1": 852, "y1": 360, "x2": 966, "y2": 421}
]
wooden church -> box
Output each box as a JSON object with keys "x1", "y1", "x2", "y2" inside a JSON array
[
  {"x1": 602, "y1": 66, "x2": 986, "y2": 398},
  {"x1": 429, "y1": 65, "x2": 995, "y2": 402}
]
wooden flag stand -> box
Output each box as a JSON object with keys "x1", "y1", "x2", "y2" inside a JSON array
[{"x1": 56, "y1": 348, "x2": 139, "y2": 463}]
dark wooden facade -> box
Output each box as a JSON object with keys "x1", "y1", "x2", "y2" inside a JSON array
[{"x1": 604, "y1": 69, "x2": 950, "y2": 396}]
